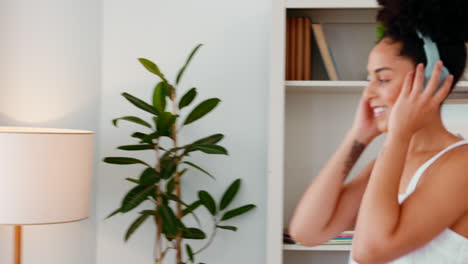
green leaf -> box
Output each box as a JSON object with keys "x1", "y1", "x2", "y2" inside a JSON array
[
  {"x1": 131, "y1": 132, "x2": 149, "y2": 142},
  {"x1": 157, "y1": 112, "x2": 177, "y2": 132},
  {"x1": 122, "y1": 92, "x2": 160, "y2": 116},
  {"x1": 179, "y1": 88, "x2": 197, "y2": 110},
  {"x1": 182, "y1": 200, "x2": 202, "y2": 217},
  {"x1": 166, "y1": 178, "x2": 177, "y2": 194},
  {"x1": 183, "y1": 98, "x2": 220, "y2": 125},
  {"x1": 112, "y1": 116, "x2": 152, "y2": 128},
  {"x1": 125, "y1": 213, "x2": 150, "y2": 241},
  {"x1": 138, "y1": 58, "x2": 167, "y2": 82},
  {"x1": 142, "y1": 130, "x2": 171, "y2": 142},
  {"x1": 158, "y1": 204, "x2": 178, "y2": 236},
  {"x1": 181, "y1": 200, "x2": 202, "y2": 227},
  {"x1": 192, "y1": 134, "x2": 224, "y2": 145},
  {"x1": 176, "y1": 44, "x2": 203, "y2": 85},
  {"x1": 125, "y1": 178, "x2": 140, "y2": 184},
  {"x1": 182, "y1": 227, "x2": 206, "y2": 240},
  {"x1": 160, "y1": 157, "x2": 177, "y2": 179},
  {"x1": 190, "y1": 144, "x2": 228, "y2": 155},
  {"x1": 139, "y1": 209, "x2": 157, "y2": 216},
  {"x1": 105, "y1": 208, "x2": 121, "y2": 219},
  {"x1": 216, "y1": 225, "x2": 238, "y2": 231},
  {"x1": 163, "y1": 193, "x2": 190, "y2": 207},
  {"x1": 198, "y1": 191, "x2": 216, "y2": 215},
  {"x1": 153, "y1": 82, "x2": 167, "y2": 113},
  {"x1": 117, "y1": 144, "x2": 155, "y2": 151},
  {"x1": 221, "y1": 204, "x2": 256, "y2": 221},
  {"x1": 179, "y1": 168, "x2": 188, "y2": 177},
  {"x1": 139, "y1": 167, "x2": 160, "y2": 185},
  {"x1": 182, "y1": 161, "x2": 215, "y2": 180},
  {"x1": 103, "y1": 157, "x2": 150, "y2": 166},
  {"x1": 186, "y1": 244, "x2": 195, "y2": 263},
  {"x1": 121, "y1": 185, "x2": 156, "y2": 212},
  {"x1": 220, "y1": 179, "x2": 241, "y2": 211}
]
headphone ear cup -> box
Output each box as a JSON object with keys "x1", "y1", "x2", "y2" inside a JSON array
[{"x1": 423, "y1": 64, "x2": 450, "y2": 92}]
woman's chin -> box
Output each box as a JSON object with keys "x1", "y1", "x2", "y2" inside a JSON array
[{"x1": 376, "y1": 118, "x2": 388, "y2": 133}]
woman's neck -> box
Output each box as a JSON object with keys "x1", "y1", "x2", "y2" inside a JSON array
[{"x1": 407, "y1": 112, "x2": 460, "y2": 154}]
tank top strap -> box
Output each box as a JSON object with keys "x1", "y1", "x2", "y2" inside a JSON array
[{"x1": 405, "y1": 139, "x2": 468, "y2": 195}]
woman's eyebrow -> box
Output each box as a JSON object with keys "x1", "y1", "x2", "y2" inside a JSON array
[{"x1": 374, "y1": 67, "x2": 394, "y2": 73}]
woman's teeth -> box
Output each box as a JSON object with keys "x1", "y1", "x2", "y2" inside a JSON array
[{"x1": 373, "y1": 106, "x2": 387, "y2": 117}]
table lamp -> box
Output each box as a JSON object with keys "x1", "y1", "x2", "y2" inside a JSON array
[{"x1": 0, "y1": 127, "x2": 94, "y2": 264}]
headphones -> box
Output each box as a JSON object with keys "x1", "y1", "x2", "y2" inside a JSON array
[{"x1": 416, "y1": 30, "x2": 451, "y2": 92}]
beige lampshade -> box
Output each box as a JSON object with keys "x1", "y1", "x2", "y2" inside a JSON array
[{"x1": 0, "y1": 127, "x2": 94, "y2": 225}]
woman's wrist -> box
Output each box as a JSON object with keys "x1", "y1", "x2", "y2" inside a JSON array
[
  {"x1": 386, "y1": 130, "x2": 412, "y2": 145},
  {"x1": 348, "y1": 127, "x2": 376, "y2": 146}
]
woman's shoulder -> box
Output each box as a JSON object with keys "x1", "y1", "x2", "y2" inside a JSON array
[
  {"x1": 440, "y1": 140, "x2": 468, "y2": 162},
  {"x1": 430, "y1": 140, "x2": 468, "y2": 180}
]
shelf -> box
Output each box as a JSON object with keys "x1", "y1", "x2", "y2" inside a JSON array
[
  {"x1": 286, "y1": 0, "x2": 379, "y2": 9},
  {"x1": 286, "y1": 81, "x2": 367, "y2": 92},
  {"x1": 285, "y1": 81, "x2": 468, "y2": 104},
  {"x1": 283, "y1": 244, "x2": 352, "y2": 251}
]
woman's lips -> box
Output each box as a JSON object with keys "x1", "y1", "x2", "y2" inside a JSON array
[{"x1": 373, "y1": 106, "x2": 387, "y2": 118}]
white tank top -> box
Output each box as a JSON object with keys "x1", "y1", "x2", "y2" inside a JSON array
[{"x1": 348, "y1": 139, "x2": 468, "y2": 264}]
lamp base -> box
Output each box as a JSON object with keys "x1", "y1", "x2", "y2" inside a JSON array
[{"x1": 14, "y1": 226, "x2": 21, "y2": 264}]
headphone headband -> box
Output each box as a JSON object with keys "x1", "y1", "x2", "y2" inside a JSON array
[{"x1": 416, "y1": 30, "x2": 450, "y2": 90}]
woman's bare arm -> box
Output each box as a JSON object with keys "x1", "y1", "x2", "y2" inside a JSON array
[{"x1": 288, "y1": 128, "x2": 375, "y2": 246}]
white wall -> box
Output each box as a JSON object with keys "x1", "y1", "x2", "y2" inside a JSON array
[
  {"x1": 0, "y1": 0, "x2": 100, "y2": 264},
  {"x1": 97, "y1": 0, "x2": 270, "y2": 264}
]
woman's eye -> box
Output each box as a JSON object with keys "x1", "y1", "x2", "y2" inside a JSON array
[{"x1": 379, "y1": 79, "x2": 390, "y2": 84}]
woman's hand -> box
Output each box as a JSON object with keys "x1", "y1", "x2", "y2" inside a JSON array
[
  {"x1": 388, "y1": 61, "x2": 454, "y2": 138},
  {"x1": 351, "y1": 94, "x2": 382, "y2": 144}
]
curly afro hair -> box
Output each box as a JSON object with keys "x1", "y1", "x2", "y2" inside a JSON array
[{"x1": 376, "y1": 0, "x2": 468, "y2": 89}]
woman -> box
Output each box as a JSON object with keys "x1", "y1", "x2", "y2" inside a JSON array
[{"x1": 288, "y1": 0, "x2": 468, "y2": 263}]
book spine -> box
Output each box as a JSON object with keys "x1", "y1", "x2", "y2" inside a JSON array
[
  {"x1": 304, "y1": 17, "x2": 311, "y2": 80},
  {"x1": 311, "y1": 23, "x2": 339, "y2": 80},
  {"x1": 291, "y1": 18, "x2": 297, "y2": 80},
  {"x1": 296, "y1": 18, "x2": 304, "y2": 80},
  {"x1": 286, "y1": 17, "x2": 292, "y2": 80}
]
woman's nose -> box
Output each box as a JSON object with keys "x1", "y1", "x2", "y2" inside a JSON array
[{"x1": 363, "y1": 83, "x2": 377, "y2": 99}]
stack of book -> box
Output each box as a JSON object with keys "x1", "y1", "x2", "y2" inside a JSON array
[
  {"x1": 322, "y1": 230, "x2": 354, "y2": 245},
  {"x1": 286, "y1": 17, "x2": 339, "y2": 81},
  {"x1": 283, "y1": 229, "x2": 354, "y2": 246}
]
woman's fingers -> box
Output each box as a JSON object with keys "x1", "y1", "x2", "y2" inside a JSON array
[
  {"x1": 432, "y1": 74, "x2": 454, "y2": 105},
  {"x1": 401, "y1": 70, "x2": 415, "y2": 96},
  {"x1": 411, "y1": 63, "x2": 425, "y2": 96}
]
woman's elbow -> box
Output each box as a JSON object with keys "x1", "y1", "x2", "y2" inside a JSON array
[
  {"x1": 288, "y1": 223, "x2": 326, "y2": 247},
  {"x1": 352, "y1": 241, "x2": 385, "y2": 264}
]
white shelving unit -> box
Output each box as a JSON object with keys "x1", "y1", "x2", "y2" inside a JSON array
[{"x1": 268, "y1": 1, "x2": 468, "y2": 264}]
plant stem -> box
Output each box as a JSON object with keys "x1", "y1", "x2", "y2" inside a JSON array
[
  {"x1": 155, "y1": 145, "x2": 164, "y2": 264},
  {"x1": 155, "y1": 246, "x2": 174, "y2": 264},
  {"x1": 182, "y1": 218, "x2": 218, "y2": 263},
  {"x1": 194, "y1": 218, "x2": 218, "y2": 255},
  {"x1": 170, "y1": 85, "x2": 183, "y2": 264}
]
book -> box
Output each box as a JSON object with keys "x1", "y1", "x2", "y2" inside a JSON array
[
  {"x1": 311, "y1": 23, "x2": 339, "y2": 80},
  {"x1": 286, "y1": 17, "x2": 292, "y2": 80},
  {"x1": 304, "y1": 17, "x2": 312, "y2": 80},
  {"x1": 291, "y1": 18, "x2": 297, "y2": 80},
  {"x1": 296, "y1": 17, "x2": 304, "y2": 80}
]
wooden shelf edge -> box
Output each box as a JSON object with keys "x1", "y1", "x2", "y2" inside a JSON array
[{"x1": 283, "y1": 244, "x2": 352, "y2": 251}]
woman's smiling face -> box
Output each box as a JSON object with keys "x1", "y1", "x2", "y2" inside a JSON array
[{"x1": 364, "y1": 37, "x2": 416, "y2": 132}]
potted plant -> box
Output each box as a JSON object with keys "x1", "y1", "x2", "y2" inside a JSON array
[{"x1": 103, "y1": 44, "x2": 256, "y2": 264}]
